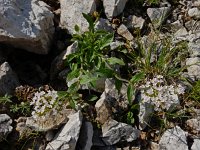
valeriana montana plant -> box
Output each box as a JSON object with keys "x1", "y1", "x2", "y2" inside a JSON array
[
  {"x1": 139, "y1": 75, "x2": 185, "y2": 112},
  {"x1": 30, "y1": 89, "x2": 67, "y2": 120},
  {"x1": 126, "y1": 35, "x2": 188, "y2": 104}
]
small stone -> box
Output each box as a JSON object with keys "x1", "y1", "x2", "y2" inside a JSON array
[
  {"x1": 117, "y1": 24, "x2": 134, "y2": 41},
  {"x1": 128, "y1": 15, "x2": 145, "y2": 29},
  {"x1": 16, "y1": 117, "x2": 32, "y2": 138},
  {"x1": 0, "y1": 62, "x2": 20, "y2": 96},
  {"x1": 186, "y1": 119, "x2": 200, "y2": 134},
  {"x1": 76, "y1": 121, "x2": 93, "y2": 150},
  {"x1": 95, "y1": 18, "x2": 114, "y2": 32},
  {"x1": 26, "y1": 109, "x2": 75, "y2": 132},
  {"x1": 45, "y1": 111, "x2": 83, "y2": 150},
  {"x1": 60, "y1": 0, "x2": 96, "y2": 34},
  {"x1": 191, "y1": 139, "x2": 200, "y2": 150},
  {"x1": 186, "y1": 57, "x2": 200, "y2": 80},
  {"x1": 50, "y1": 42, "x2": 78, "y2": 80},
  {"x1": 174, "y1": 27, "x2": 188, "y2": 42},
  {"x1": 102, "y1": 119, "x2": 140, "y2": 145},
  {"x1": 138, "y1": 102, "x2": 154, "y2": 130},
  {"x1": 147, "y1": 7, "x2": 170, "y2": 28},
  {"x1": 150, "y1": 142, "x2": 159, "y2": 150},
  {"x1": 45, "y1": 130, "x2": 55, "y2": 142},
  {"x1": 0, "y1": 114, "x2": 13, "y2": 142},
  {"x1": 105, "y1": 78, "x2": 130, "y2": 110},
  {"x1": 188, "y1": 42, "x2": 200, "y2": 57},
  {"x1": 95, "y1": 92, "x2": 113, "y2": 125},
  {"x1": 159, "y1": 126, "x2": 188, "y2": 150},
  {"x1": 188, "y1": 8, "x2": 200, "y2": 19},
  {"x1": 103, "y1": 0, "x2": 128, "y2": 19}
]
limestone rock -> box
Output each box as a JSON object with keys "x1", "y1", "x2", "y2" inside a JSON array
[
  {"x1": 76, "y1": 121, "x2": 93, "y2": 150},
  {"x1": 186, "y1": 57, "x2": 200, "y2": 80},
  {"x1": 60, "y1": 0, "x2": 96, "y2": 34},
  {"x1": 103, "y1": 0, "x2": 128, "y2": 19},
  {"x1": 188, "y1": 42, "x2": 200, "y2": 57},
  {"x1": 138, "y1": 102, "x2": 154, "y2": 130},
  {"x1": 147, "y1": 7, "x2": 170, "y2": 28},
  {"x1": 159, "y1": 126, "x2": 188, "y2": 150},
  {"x1": 95, "y1": 92, "x2": 113, "y2": 125},
  {"x1": 50, "y1": 42, "x2": 78, "y2": 80},
  {"x1": 95, "y1": 18, "x2": 114, "y2": 32},
  {"x1": 26, "y1": 109, "x2": 75, "y2": 132},
  {"x1": 0, "y1": 0, "x2": 54, "y2": 54},
  {"x1": 0, "y1": 114, "x2": 13, "y2": 142},
  {"x1": 186, "y1": 118, "x2": 200, "y2": 134},
  {"x1": 102, "y1": 119, "x2": 140, "y2": 145},
  {"x1": 191, "y1": 139, "x2": 200, "y2": 150},
  {"x1": 0, "y1": 62, "x2": 20, "y2": 96},
  {"x1": 188, "y1": 8, "x2": 200, "y2": 19},
  {"x1": 45, "y1": 111, "x2": 83, "y2": 150},
  {"x1": 117, "y1": 24, "x2": 134, "y2": 41},
  {"x1": 127, "y1": 15, "x2": 145, "y2": 29},
  {"x1": 105, "y1": 78, "x2": 130, "y2": 110},
  {"x1": 16, "y1": 117, "x2": 32, "y2": 138}
]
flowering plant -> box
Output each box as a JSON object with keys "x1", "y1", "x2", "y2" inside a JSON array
[
  {"x1": 30, "y1": 90, "x2": 63, "y2": 120},
  {"x1": 139, "y1": 75, "x2": 185, "y2": 112}
]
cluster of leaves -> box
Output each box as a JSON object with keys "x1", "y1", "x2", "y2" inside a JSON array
[
  {"x1": 0, "y1": 94, "x2": 31, "y2": 116},
  {"x1": 188, "y1": 80, "x2": 200, "y2": 103},
  {"x1": 65, "y1": 13, "x2": 125, "y2": 103},
  {"x1": 126, "y1": 36, "x2": 188, "y2": 104}
]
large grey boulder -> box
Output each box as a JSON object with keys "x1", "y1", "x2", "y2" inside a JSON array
[
  {"x1": 45, "y1": 111, "x2": 83, "y2": 150},
  {"x1": 103, "y1": 0, "x2": 128, "y2": 19},
  {"x1": 60, "y1": 0, "x2": 96, "y2": 34},
  {"x1": 159, "y1": 126, "x2": 188, "y2": 150},
  {"x1": 0, "y1": 114, "x2": 13, "y2": 142},
  {"x1": 102, "y1": 119, "x2": 140, "y2": 145},
  {"x1": 0, "y1": 62, "x2": 20, "y2": 96},
  {"x1": 0, "y1": 0, "x2": 54, "y2": 54}
]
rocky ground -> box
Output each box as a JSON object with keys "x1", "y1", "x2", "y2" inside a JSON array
[{"x1": 1, "y1": 0, "x2": 200, "y2": 150}]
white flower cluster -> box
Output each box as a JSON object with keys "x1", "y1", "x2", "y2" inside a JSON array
[
  {"x1": 30, "y1": 90, "x2": 62, "y2": 120},
  {"x1": 139, "y1": 75, "x2": 185, "y2": 112}
]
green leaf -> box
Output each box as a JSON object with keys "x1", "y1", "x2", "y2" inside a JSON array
[
  {"x1": 107, "y1": 57, "x2": 125, "y2": 65},
  {"x1": 99, "y1": 33, "x2": 114, "y2": 50},
  {"x1": 69, "y1": 99, "x2": 76, "y2": 109},
  {"x1": 130, "y1": 72, "x2": 145, "y2": 84},
  {"x1": 127, "y1": 84, "x2": 135, "y2": 105},
  {"x1": 115, "y1": 79, "x2": 122, "y2": 94},
  {"x1": 67, "y1": 69, "x2": 80, "y2": 82},
  {"x1": 88, "y1": 95, "x2": 98, "y2": 101},
  {"x1": 80, "y1": 74, "x2": 98, "y2": 85},
  {"x1": 82, "y1": 13, "x2": 94, "y2": 32},
  {"x1": 74, "y1": 24, "x2": 80, "y2": 32}
]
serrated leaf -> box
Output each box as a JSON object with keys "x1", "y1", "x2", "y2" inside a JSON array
[{"x1": 107, "y1": 57, "x2": 125, "y2": 65}]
